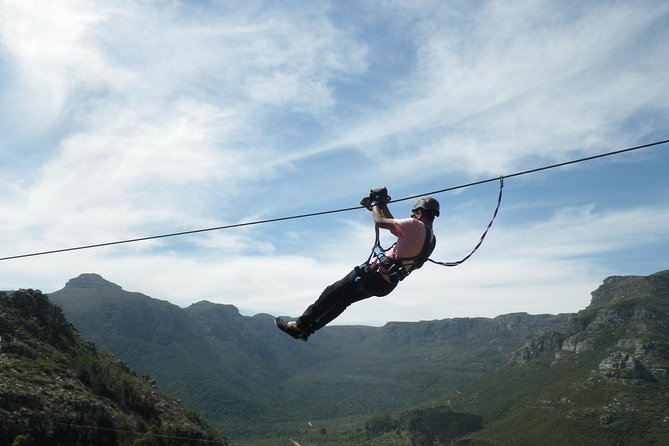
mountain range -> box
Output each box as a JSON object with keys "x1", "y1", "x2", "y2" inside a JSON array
[
  {"x1": 46, "y1": 270, "x2": 669, "y2": 445},
  {"x1": 48, "y1": 273, "x2": 568, "y2": 442}
]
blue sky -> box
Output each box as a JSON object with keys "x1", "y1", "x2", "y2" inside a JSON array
[{"x1": 1, "y1": 0, "x2": 668, "y2": 326}]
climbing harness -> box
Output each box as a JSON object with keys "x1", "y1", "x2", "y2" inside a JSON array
[
  {"x1": 368, "y1": 176, "x2": 504, "y2": 272},
  {"x1": 372, "y1": 225, "x2": 436, "y2": 284}
]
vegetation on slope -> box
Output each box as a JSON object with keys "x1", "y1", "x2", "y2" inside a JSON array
[
  {"x1": 49, "y1": 274, "x2": 569, "y2": 439},
  {"x1": 15, "y1": 270, "x2": 669, "y2": 445},
  {"x1": 455, "y1": 271, "x2": 669, "y2": 446},
  {"x1": 0, "y1": 289, "x2": 226, "y2": 446}
]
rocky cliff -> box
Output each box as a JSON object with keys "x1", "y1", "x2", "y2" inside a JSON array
[
  {"x1": 0, "y1": 288, "x2": 226, "y2": 446},
  {"x1": 511, "y1": 270, "x2": 669, "y2": 383},
  {"x1": 461, "y1": 270, "x2": 669, "y2": 445}
]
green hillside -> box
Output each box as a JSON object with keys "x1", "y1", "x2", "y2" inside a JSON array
[
  {"x1": 0, "y1": 288, "x2": 225, "y2": 446},
  {"x1": 455, "y1": 270, "x2": 669, "y2": 446},
  {"x1": 20, "y1": 270, "x2": 669, "y2": 445},
  {"x1": 49, "y1": 273, "x2": 568, "y2": 441}
]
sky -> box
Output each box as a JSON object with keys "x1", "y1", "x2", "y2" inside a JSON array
[{"x1": 1, "y1": 0, "x2": 668, "y2": 326}]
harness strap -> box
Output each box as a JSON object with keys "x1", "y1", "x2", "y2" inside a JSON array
[
  {"x1": 401, "y1": 226, "x2": 435, "y2": 270},
  {"x1": 428, "y1": 176, "x2": 503, "y2": 267},
  {"x1": 372, "y1": 225, "x2": 435, "y2": 283}
]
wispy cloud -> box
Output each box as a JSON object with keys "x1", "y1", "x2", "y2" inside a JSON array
[
  {"x1": 297, "y1": 1, "x2": 669, "y2": 177},
  {"x1": 1, "y1": 0, "x2": 369, "y2": 241},
  {"x1": 3, "y1": 201, "x2": 666, "y2": 327},
  {"x1": 0, "y1": 1, "x2": 114, "y2": 133},
  {"x1": 0, "y1": 1, "x2": 667, "y2": 325},
  {"x1": 351, "y1": 203, "x2": 669, "y2": 324}
]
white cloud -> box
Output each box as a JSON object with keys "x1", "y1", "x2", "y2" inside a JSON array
[
  {"x1": 0, "y1": 1, "x2": 125, "y2": 132},
  {"x1": 3, "y1": 202, "x2": 665, "y2": 329},
  {"x1": 0, "y1": 1, "x2": 667, "y2": 329},
  {"x1": 381, "y1": 203, "x2": 669, "y2": 323},
  {"x1": 0, "y1": 0, "x2": 372, "y2": 253},
  {"x1": 287, "y1": 1, "x2": 669, "y2": 179}
]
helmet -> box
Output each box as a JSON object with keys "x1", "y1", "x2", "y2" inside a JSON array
[{"x1": 412, "y1": 197, "x2": 440, "y2": 217}]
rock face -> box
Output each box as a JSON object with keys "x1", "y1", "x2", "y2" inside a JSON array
[
  {"x1": 461, "y1": 271, "x2": 669, "y2": 446},
  {"x1": 589, "y1": 274, "x2": 656, "y2": 306},
  {"x1": 0, "y1": 289, "x2": 226, "y2": 446},
  {"x1": 63, "y1": 273, "x2": 123, "y2": 290},
  {"x1": 598, "y1": 351, "x2": 654, "y2": 380},
  {"x1": 511, "y1": 270, "x2": 669, "y2": 383}
]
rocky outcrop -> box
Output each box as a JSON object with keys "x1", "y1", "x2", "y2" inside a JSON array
[
  {"x1": 510, "y1": 271, "x2": 669, "y2": 383},
  {"x1": 511, "y1": 330, "x2": 565, "y2": 364},
  {"x1": 590, "y1": 275, "x2": 650, "y2": 306},
  {"x1": 63, "y1": 273, "x2": 123, "y2": 290},
  {"x1": 0, "y1": 289, "x2": 226, "y2": 446},
  {"x1": 598, "y1": 351, "x2": 654, "y2": 381}
]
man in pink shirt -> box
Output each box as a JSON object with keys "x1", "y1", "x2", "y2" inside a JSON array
[{"x1": 276, "y1": 189, "x2": 439, "y2": 341}]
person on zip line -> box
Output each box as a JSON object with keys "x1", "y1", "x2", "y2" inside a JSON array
[{"x1": 275, "y1": 187, "x2": 439, "y2": 341}]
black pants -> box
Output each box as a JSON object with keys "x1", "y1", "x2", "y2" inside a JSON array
[{"x1": 297, "y1": 264, "x2": 397, "y2": 335}]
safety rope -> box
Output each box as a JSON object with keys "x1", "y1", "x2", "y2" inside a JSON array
[{"x1": 429, "y1": 176, "x2": 503, "y2": 267}]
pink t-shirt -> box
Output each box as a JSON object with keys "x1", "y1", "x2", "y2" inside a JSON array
[
  {"x1": 387, "y1": 218, "x2": 429, "y2": 260},
  {"x1": 372, "y1": 217, "x2": 433, "y2": 276}
]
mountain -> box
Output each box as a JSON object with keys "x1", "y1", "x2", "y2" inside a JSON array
[
  {"x1": 456, "y1": 270, "x2": 669, "y2": 445},
  {"x1": 0, "y1": 288, "x2": 225, "y2": 446},
  {"x1": 48, "y1": 273, "x2": 569, "y2": 441}
]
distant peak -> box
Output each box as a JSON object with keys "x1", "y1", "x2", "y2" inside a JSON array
[
  {"x1": 65, "y1": 273, "x2": 122, "y2": 290},
  {"x1": 190, "y1": 300, "x2": 239, "y2": 311},
  {"x1": 589, "y1": 270, "x2": 669, "y2": 307},
  {"x1": 186, "y1": 300, "x2": 241, "y2": 317}
]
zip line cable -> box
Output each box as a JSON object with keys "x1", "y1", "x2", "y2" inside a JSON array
[
  {"x1": 1, "y1": 138, "x2": 667, "y2": 262},
  {"x1": 388, "y1": 138, "x2": 669, "y2": 204}
]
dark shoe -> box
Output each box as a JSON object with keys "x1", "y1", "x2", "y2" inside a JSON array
[{"x1": 274, "y1": 318, "x2": 308, "y2": 342}]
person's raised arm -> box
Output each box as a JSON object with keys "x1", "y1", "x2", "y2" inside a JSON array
[
  {"x1": 371, "y1": 202, "x2": 395, "y2": 230},
  {"x1": 361, "y1": 187, "x2": 395, "y2": 231}
]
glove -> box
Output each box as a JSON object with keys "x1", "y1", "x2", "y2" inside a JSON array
[
  {"x1": 361, "y1": 187, "x2": 391, "y2": 210},
  {"x1": 369, "y1": 187, "x2": 388, "y2": 202}
]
